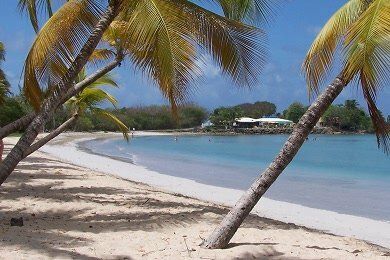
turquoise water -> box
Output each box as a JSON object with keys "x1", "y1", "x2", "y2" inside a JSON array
[{"x1": 83, "y1": 135, "x2": 390, "y2": 221}]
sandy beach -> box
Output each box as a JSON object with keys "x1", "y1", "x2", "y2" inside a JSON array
[{"x1": 0, "y1": 133, "x2": 389, "y2": 259}]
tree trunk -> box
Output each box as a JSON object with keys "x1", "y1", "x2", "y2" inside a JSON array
[
  {"x1": 0, "y1": 1, "x2": 120, "y2": 185},
  {"x1": 202, "y1": 75, "x2": 347, "y2": 249},
  {"x1": 0, "y1": 139, "x2": 3, "y2": 162},
  {"x1": 24, "y1": 114, "x2": 78, "y2": 158},
  {"x1": 0, "y1": 58, "x2": 121, "y2": 140},
  {"x1": 0, "y1": 113, "x2": 36, "y2": 139}
]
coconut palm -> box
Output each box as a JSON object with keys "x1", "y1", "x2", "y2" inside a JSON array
[
  {"x1": 0, "y1": 0, "x2": 271, "y2": 184},
  {"x1": 203, "y1": 0, "x2": 390, "y2": 249},
  {"x1": 24, "y1": 70, "x2": 129, "y2": 157}
]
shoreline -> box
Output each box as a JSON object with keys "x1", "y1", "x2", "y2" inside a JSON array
[{"x1": 41, "y1": 132, "x2": 390, "y2": 249}]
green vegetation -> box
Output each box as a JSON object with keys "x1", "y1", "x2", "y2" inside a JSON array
[
  {"x1": 209, "y1": 107, "x2": 243, "y2": 127},
  {"x1": 89, "y1": 105, "x2": 207, "y2": 131},
  {"x1": 283, "y1": 102, "x2": 306, "y2": 123},
  {"x1": 235, "y1": 101, "x2": 276, "y2": 118},
  {"x1": 0, "y1": 96, "x2": 31, "y2": 127},
  {"x1": 2, "y1": 93, "x2": 387, "y2": 133},
  {"x1": 323, "y1": 100, "x2": 373, "y2": 132}
]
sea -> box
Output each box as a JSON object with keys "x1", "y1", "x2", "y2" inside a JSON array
[{"x1": 81, "y1": 134, "x2": 390, "y2": 221}]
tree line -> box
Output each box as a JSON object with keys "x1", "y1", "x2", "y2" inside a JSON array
[
  {"x1": 209, "y1": 100, "x2": 388, "y2": 132},
  {"x1": 2, "y1": 95, "x2": 388, "y2": 133},
  {"x1": 0, "y1": 94, "x2": 208, "y2": 132}
]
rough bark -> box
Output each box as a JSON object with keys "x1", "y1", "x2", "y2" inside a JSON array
[
  {"x1": 0, "y1": 1, "x2": 120, "y2": 185},
  {"x1": 0, "y1": 139, "x2": 3, "y2": 162},
  {"x1": 0, "y1": 113, "x2": 36, "y2": 139},
  {"x1": 202, "y1": 75, "x2": 347, "y2": 249},
  {"x1": 24, "y1": 114, "x2": 78, "y2": 158}
]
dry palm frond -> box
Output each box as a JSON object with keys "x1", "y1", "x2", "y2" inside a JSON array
[
  {"x1": 343, "y1": 0, "x2": 390, "y2": 152},
  {"x1": 302, "y1": 0, "x2": 370, "y2": 95},
  {"x1": 23, "y1": 0, "x2": 104, "y2": 110}
]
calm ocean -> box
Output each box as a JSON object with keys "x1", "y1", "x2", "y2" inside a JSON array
[{"x1": 82, "y1": 134, "x2": 390, "y2": 221}]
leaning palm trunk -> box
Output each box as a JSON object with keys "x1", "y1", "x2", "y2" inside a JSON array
[
  {"x1": 0, "y1": 58, "x2": 121, "y2": 140},
  {"x1": 24, "y1": 114, "x2": 79, "y2": 158},
  {"x1": 0, "y1": 113, "x2": 36, "y2": 139},
  {"x1": 203, "y1": 74, "x2": 348, "y2": 249},
  {"x1": 0, "y1": 1, "x2": 120, "y2": 185}
]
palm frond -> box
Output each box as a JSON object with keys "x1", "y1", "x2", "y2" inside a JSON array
[
  {"x1": 115, "y1": 0, "x2": 265, "y2": 114},
  {"x1": 23, "y1": 0, "x2": 104, "y2": 110},
  {"x1": 18, "y1": 0, "x2": 58, "y2": 33},
  {"x1": 119, "y1": 0, "x2": 200, "y2": 113},
  {"x1": 302, "y1": 0, "x2": 369, "y2": 95},
  {"x1": 343, "y1": 0, "x2": 390, "y2": 153},
  {"x1": 88, "y1": 48, "x2": 116, "y2": 67},
  {"x1": 76, "y1": 67, "x2": 118, "y2": 88},
  {"x1": 179, "y1": 0, "x2": 266, "y2": 87},
  {"x1": 67, "y1": 87, "x2": 118, "y2": 111},
  {"x1": 209, "y1": 0, "x2": 276, "y2": 24},
  {"x1": 89, "y1": 72, "x2": 118, "y2": 88},
  {"x1": 92, "y1": 108, "x2": 129, "y2": 140},
  {"x1": 0, "y1": 42, "x2": 5, "y2": 61}
]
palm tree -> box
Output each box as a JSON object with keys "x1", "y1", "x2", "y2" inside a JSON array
[
  {"x1": 24, "y1": 70, "x2": 129, "y2": 157},
  {"x1": 0, "y1": 0, "x2": 271, "y2": 184},
  {"x1": 203, "y1": 0, "x2": 390, "y2": 249}
]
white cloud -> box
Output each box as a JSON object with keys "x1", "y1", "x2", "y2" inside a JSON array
[{"x1": 195, "y1": 55, "x2": 220, "y2": 78}]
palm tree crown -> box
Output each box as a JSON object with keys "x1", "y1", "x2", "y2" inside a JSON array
[
  {"x1": 19, "y1": 0, "x2": 270, "y2": 114},
  {"x1": 303, "y1": 0, "x2": 390, "y2": 152},
  {"x1": 66, "y1": 69, "x2": 129, "y2": 140}
]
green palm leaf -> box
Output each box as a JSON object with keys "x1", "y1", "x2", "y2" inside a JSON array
[
  {"x1": 210, "y1": 0, "x2": 276, "y2": 24},
  {"x1": 343, "y1": 0, "x2": 390, "y2": 152},
  {"x1": 23, "y1": 0, "x2": 104, "y2": 110},
  {"x1": 302, "y1": 0, "x2": 370, "y2": 95},
  {"x1": 92, "y1": 108, "x2": 129, "y2": 140}
]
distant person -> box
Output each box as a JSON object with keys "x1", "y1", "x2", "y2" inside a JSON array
[
  {"x1": 174, "y1": 136, "x2": 178, "y2": 141},
  {"x1": 0, "y1": 139, "x2": 3, "y2": 162}
]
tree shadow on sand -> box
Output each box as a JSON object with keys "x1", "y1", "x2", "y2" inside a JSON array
[{"x1": 0, "y1": 146, "x2": 342, "y2": 259}]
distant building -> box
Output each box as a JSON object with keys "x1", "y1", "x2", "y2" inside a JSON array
[
  {"x1": 201, "y1": 120, "x2": 213, "y2": 128},
  {"x1": 234, "y1": 117, "x2": 293, "y2": 128}
]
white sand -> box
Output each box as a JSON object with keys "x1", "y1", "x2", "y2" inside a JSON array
[
  {"x1": 38, "y1": 132, "x2": 390, "y2": 249},
  {"x1": 1, "y1": 134, "x2": 389, "y2": 259}
]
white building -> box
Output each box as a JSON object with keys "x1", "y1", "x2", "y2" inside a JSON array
[{"x1": 234, "y1": 117, "x2": 293, "y2": 128}]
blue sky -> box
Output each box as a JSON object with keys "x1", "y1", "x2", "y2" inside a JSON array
[{"x1": 0, "y1": 0, "x2": 389, "y2": 115}]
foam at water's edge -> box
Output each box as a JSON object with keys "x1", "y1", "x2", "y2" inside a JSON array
[{"x1": 41, "y1": 135, "x2": 390, "y2": 249}]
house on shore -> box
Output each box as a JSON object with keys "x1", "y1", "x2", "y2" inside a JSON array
[{"x1": 234, "y1": 117, "x2": 293, "y2": 128}]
